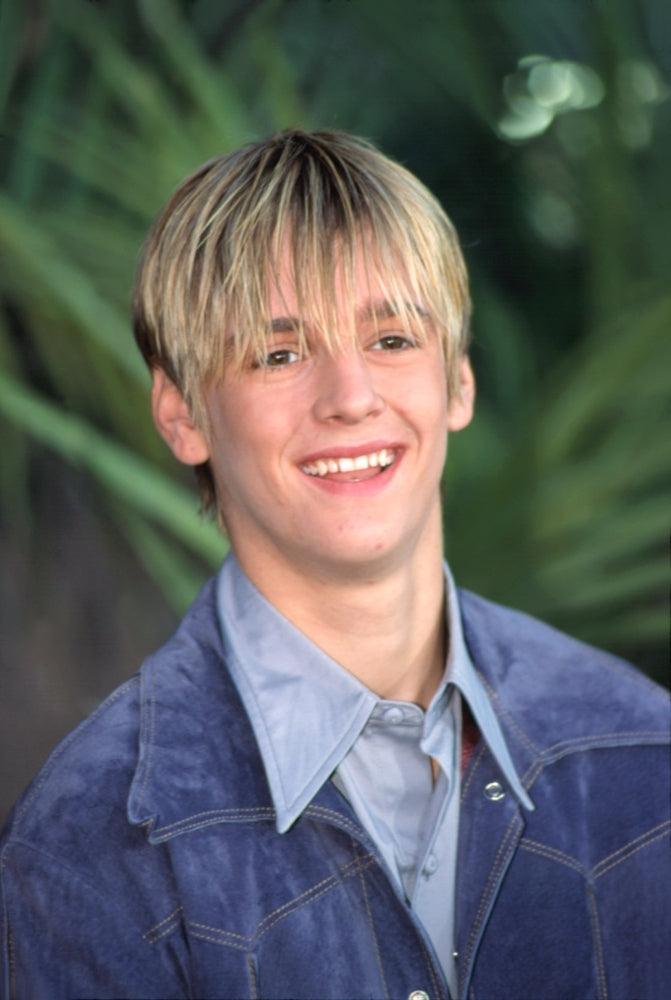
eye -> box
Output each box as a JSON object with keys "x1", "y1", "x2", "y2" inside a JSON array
[
  {"x1": 370, "y1": 333, "x2": 416, "y2": 352},
  {"x1": 261, "y1": 348, "x2": 301, "y2": 368}
]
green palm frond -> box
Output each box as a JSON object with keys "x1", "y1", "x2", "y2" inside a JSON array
[{"x1": 0, "y1": 0, "x2": 667, "y2": 685}]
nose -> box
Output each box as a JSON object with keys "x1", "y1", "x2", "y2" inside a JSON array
[{"x1": 312, "y1": 348, "x2": 385, "y2": 424}]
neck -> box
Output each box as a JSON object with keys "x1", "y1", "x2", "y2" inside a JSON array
[{"x1": 234, "y1": 512, "x2": 447, "y2": 709}]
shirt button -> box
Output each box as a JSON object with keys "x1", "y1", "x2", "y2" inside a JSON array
[
  {"x1": 383, "y1": 706, "x2": 404, "y2": 724},
  {"x1": 423, "y1": 853, "x2": 438, "y2": 876},
  {"x1": 484, "y1": 781, "x2": 506, "y2": 801},
  {"x1": 408, "y1": 992, "x2": 430, "y2": 1000}
]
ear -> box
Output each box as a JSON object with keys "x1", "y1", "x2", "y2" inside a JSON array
[
  {"x1": 447, "y1": 357, "x2": 475, "y2": 432},
  {"x1": 151, "y1": 370, "x2": 211, "y2": 466}
]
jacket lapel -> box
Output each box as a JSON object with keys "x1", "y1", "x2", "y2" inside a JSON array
[
  {"x1": 454, "y1": 591, "x2": 540, "y2": 997},
  {"x1": 127, "y1": 580, "x2": 276, "y2": 842}
]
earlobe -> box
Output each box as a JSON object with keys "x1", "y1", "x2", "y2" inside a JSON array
[
  {"x1": 447, "y1": 358, "x2": 476, "y2": 432},
  {"x1": 151, "y1": 370, "x2": 211, "y2": 466}
]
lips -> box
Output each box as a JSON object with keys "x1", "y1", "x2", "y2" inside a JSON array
[{"x1": 300, "y1": 448, "x2": 397, "y2": 479}]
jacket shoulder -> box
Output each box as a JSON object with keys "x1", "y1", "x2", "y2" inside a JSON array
[
  {"x1": 457, "y1": 589, "x2": 669, "y2": 744},
  {"x1": 1, "y1": 674, "x2": 142, "y2": 853},
  {"x1": 1, "y1": 577, "x2": 223, "y2": 854}
]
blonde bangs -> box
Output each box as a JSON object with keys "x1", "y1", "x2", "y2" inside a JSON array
[{"x1": 133, "y1": 128, "x2": 471, "y2": 436}]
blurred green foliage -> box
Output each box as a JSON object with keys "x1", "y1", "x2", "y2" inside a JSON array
[{"x1": 0, "y1": 0, "x2": 669, "y2": 684}]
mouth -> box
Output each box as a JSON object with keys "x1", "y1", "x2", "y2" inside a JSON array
[{"x1": 299, "y1": 448, "x2": 397, "y2": 482}]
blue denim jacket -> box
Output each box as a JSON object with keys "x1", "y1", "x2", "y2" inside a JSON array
[{"x1": 1, "y1": 581, "x2": 669, "y2": 999}]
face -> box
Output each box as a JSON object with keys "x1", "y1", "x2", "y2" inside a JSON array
[{"x1": 155, "y1": 245, "x2": 474, "y2": 587}]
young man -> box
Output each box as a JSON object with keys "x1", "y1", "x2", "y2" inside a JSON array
[{"x1": 1, "y1": 130, "x2": 669, "y2": 999}]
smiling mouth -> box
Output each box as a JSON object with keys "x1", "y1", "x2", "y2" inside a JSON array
[{"x1": 300, "y1": 448, "x2": 397, "y2": 480}]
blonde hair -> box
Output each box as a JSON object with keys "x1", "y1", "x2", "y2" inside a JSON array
[{"x1": 133, "y1": 129, "x2": 471, "y2": 514}]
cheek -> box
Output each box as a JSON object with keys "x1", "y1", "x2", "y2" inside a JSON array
[
  {"x1": 208, "y1": 409, "x2": 289, "y2": 503},
  {"x1": 204, "y1": 407, "x2": 255, "y2": 493},
  {"x1": 399, "y1": 376, "x2": 449, "y2": 431}
]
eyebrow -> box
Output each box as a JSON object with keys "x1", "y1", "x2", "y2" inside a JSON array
[
  {"x1": 268, "y1": 316, "x2": 302, "y2": 334},
  {"x1": 267, "y1": 299, "x2": 429, "y2": 333},
  {"x1": 356, "y1": 299, "x2": 429, "y2": 324}
]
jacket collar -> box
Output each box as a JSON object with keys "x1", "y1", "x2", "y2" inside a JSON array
[
  {"x1": 127, "y1": 575, "x2": 666, "y2": 843},
  {"x1": 216, "y1": 554, "x2": 532, "y2": 834},
  {"x1": 215, "y1": 555, "x2": 377, "y2": 833},
  {"x1": 127, "y1": 578, "x2": 277, "y2": 843},
  {"x1": 457, "y1": 589, "x2": 668, "y2": 789}
]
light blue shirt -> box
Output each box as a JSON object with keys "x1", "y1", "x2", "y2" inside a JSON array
[{"x1": 216, "y1": 553, "x2": 533, "y2": 994}]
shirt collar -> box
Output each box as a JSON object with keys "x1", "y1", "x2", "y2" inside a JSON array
[{"x1": 216, "y1": 553, "x2": 532, "y2": 833}]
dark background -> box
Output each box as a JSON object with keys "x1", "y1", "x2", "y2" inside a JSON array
[{"x1": 1, "y1": 0, "x2": 669, "y2": 824}]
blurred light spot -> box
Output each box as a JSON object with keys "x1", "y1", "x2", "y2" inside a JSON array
[
  {"x1": 617, "y1": 59, "x2": 667, "y2": 104},
  {"x1": 528, "y1": 62, "x2": 574, "y2": 108},
  {"x1": 528, "y1": 192, "x2": 578, "y2": 249},
  {"x1": 518, "y1": 54, "x2": 550, "y2": 71},
  {"x1": 617, "y1": 107, "x2": 654, "y2": 149},
  {"x1": 568, "y1": 63, "x2": 604, "y2": 109},
  {"x1": 503, "y1": 72, "x2": 534, "y2": 112},
  {"x1": 498, "y1": 102, "x2": 553, "y2": 140},
  {"x1": 498, "y1": 55, "x2": 605, "y2": 143}
]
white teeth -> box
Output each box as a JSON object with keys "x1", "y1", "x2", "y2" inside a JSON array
[{"x1": 301, "y1": 449, "x2": 396, "y2": 477}]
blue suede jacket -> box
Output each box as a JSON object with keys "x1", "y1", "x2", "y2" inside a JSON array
[{"x1": 1, "y1": 581, "x2": 669, "y2": 1000}]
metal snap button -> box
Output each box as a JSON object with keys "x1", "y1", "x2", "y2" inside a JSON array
[
  {"x1": 423, "y1": 853, "x2": 438, "y2": 876},
  {"x1": 484, "y1": 781, "x2": 505, "y2": 801},
  {"x1": 408, "y1": 991, "x2": 430, "y2": 1000}
]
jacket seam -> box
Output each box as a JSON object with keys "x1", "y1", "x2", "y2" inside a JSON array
[
  {"x1": 593, "y1": 820, "x2": 671, "y2": 880},
  {"x1": 188, "y1": 925, "x2": 249, "y2": 950},
  {"x1": 264, "y1": 855, "x2": 378, "y2": 942},
  {"x1": 540, "y1": 731, "x2": 669, "y2": 758},
  {"x1": 518, "y1": 820, "x2": 671, "y2": 882},
  {"x1": 586, "y1": 885, "x2": 608, "y2": 1000},
  {"x1": 2, "y1": 865, "x2": 16, "y2": 1000},
  {"x1": 518, "y1": 839, "x2": 586, "y2": 877},
  {"x1": 247, "y1": 952, "x2": 258, "y2": 1000},
  {"x1": 476, "y1": 673, "x2": 540, "y2": 758},
  {"x1": 304, "y1": 803, "x2": 374, "y2": 841},
  {"x1": 182, "y1": 854, "x2": 379, "y2": 952},
  {"x1": 494, "y1": 841, "x2": 611, "y2": 999},
  {"x1": 353, "y1": 844, "x2": 390, "y2": 999},
  {"x1": 144, "y1": 918, "x2": 182, "y2": 946},
  {"x1": 520, "y1": 733, "x2": 669, "y2": 791},
  {"x1": 257, "y1": 854, "x2": 377, "y2": 941},
  {"x1": 150, "y1": 807, "x2": 276, "y2": 841},
  {"x1": 143, "y1": 906, "x2": 184, "y2": 945},
  {"x1": 135, "y1": 661, "x2": 157, "y2": 813},
  {"x1": 460, "y1": 811, "x2": 523, "y2": 987},
  {"x1": 415, "y1": 932, "x2": 445, "y2": 1000}
]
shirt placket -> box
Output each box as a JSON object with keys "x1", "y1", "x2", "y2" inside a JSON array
[{"x1": 414, "y1": 690, "x2": 462, "y2": 1000}]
